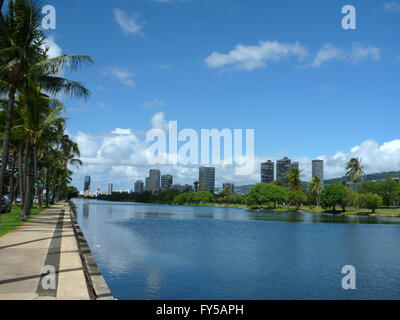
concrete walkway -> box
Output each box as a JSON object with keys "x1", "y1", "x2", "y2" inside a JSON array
[{"x1": 0, "y1": 202, "x2": 90, "y2": 300}]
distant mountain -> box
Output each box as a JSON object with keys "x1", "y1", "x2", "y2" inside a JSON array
[{"x1": 324, "y1": 171, "x2": 400, "y2": 185}]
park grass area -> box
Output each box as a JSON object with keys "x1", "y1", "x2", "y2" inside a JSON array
[
  {"x1": 290, "y1": 206, "x2": 400, "y2": 216},
  {"x1": 0, "y1": 204, "x2": 46, "y2": 237},
  {"x1": 178, "y1": 203, "x2": 400, "y2": 216}
]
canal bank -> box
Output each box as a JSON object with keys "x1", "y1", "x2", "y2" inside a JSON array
[{"x1": 0, "y1": 202, "x2": 113, "y2": 300}]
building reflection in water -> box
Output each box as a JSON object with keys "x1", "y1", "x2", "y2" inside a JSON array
[
  {"x1": 83, "y1": 203, "x2": 89, "y2": 219},
  {"x1": 107, "y1": 206, "x2": 112, "y2": 218}
]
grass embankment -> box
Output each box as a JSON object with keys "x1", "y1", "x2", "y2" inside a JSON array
[
  {"x1": 175, "y1": 202, "x2": 400, "y2": 216},
  {"x1": 262, "y1": 206, "x2": 400, "y2": 216},
  {"x1": 0, "y1": 204, "x2": 46, "y2": 237}
]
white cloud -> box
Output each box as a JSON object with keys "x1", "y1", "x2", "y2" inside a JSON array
[
  {"x1": 383, "y1": 1, "x2": 400, "y2": 12},
  {"x1": 150, "y1": 112, "x2": 169, "y2": 133},
  {"x1": 312, "y1": 43, "x2": 380, "y2": 67},
  {"x1": 204, "y1": 40, "x2": 308, "y2": 71},
  {"x1": 142, "y1": 98, "x2": 165, "y2": 109},
  {"x1": 104, "y1": 67, "x2": 135, "y2": 87},
  {"x1": 43, "y1": 36, "x2": 62, "y2": 59},
  {"x1": 114, "y1": 8, "x2": 144, "y2": 36}
]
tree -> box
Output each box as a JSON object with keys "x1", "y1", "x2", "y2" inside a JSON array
[
  {"x1": 66, "y1": 186, "x2": 79, "y2": 200},
  {"x1": 246, "y1": 183, "x2": 287, "y2": 209},
  {"x1": 0, "y1": 0, "x2": 93, "y2": 211},
  {"x1": 285, "y1": 168, "x2": 302, "y2": 192},
  {"x1": 376, "y1": 179, "x2": 400, "y2": 207},
  {"x1": 358, "y1": 193, "x2": 383, "y2": 213},
  {"x1": 339, "y1": 183, "x2": 357, "y2": 212},
  {"x1": 346, "y1": 157, "x2": 365, "y2": 185},
  {"x1": 193, "y1": 181, "x2": 199, "y2": 192},
  {"x1": 288, "y1": 190, "x2": 307, "y2": 210},
  {"x1": 319, "y1": 183, "x2": 347, "y2": 212},
  {"x1": 309, "y1": 176, "x2": 322, "y2": 208}
]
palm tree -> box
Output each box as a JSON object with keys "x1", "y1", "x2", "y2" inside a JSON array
[
  {"x1": 346, "y1": 157, "x2": 365, "y2": 185},
  {"x1": 13, "y1": 86, "x2": 65, "y2": 217},
  {"x1": 0, "y1": 0, "x2": 93, "y2": 208},
  {"x1": 193, "y1": 181, "x2": 199, "y2": 192},
  {"x1": 285, "y1": 168, "x2": 302, "y2": 192},
  {"x1": 309, "y1": 176, "x2": 322, "y2": 208}
]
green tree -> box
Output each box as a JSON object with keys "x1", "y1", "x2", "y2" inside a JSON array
[
  {"x1": 346, "y1": 157, "x2": 365, "y2": 185},
  {"x1": 376, "y1": 179, "x2": 400, "y2": 207},
  {"x1": 285, "y1": 168, "x2": 302, "y2": 192},
  {"x1": 358, "y1": 193, "x2": 383, "y2": 213},
  {"x1": 309, "y1": 175, "x2": 322, "y2": 208},
  {"x1": 246, "y1": 183, "x2": 287, "y2": 209},
  {"x1": 319, "y1": 183, "x2": 347, "y2": 212},
  {"x1": 0, "y1": 0, "x2": 93, "y2": 213},
  {"x1": 66, "y1": 186, "x2": 79, "y2": 200},
  {"x1": 339, "y1": 183, "x2": 357, "y2": 212},
  {"x1": 288, "y1": 190, "x2": 307, "y2": 210}
]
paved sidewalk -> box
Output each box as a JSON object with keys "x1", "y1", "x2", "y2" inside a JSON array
[{"x1": 0, "y1": 202, "x2": 90, "y2": 300}]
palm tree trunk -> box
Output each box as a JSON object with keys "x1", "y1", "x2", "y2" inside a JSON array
[
  {"x1": 33, "y1": 145, "x2": 42, "y2": 209},
  {"x1": 51, "y1": 168, "x2": 56, "y2": 204},
  {"x1": 21, "y1": 143, "x2": 32, "y2": 221},
  {"x1": 0, "y1": 86, "x2": 16, "y2": 208},
  {"x1": 18, "y1": 141, "x2": 25, "y2": 210},
  {"x1": 45, "y1": 168, "x2": 50, "y2": 207},
  {"x1": 9, "y1": 152, "x2": 15, "y2": 204},
  {"x1": 21, "y1": 140, "x2": 30, "y2": 219}
]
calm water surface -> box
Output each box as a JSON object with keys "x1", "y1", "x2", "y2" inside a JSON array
[{"x1": 73, "y1": 199, "x2": 400, "y2": 300}]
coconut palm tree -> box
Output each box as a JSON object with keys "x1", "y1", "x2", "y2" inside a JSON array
[
  {"x1": 309, "y1": 175, "x2": 322, "y2": 208},
  {"x1": 14, "y1": 87, "x2": 65, "y2": 217},
  {"x1": 285, "y1": 168, "x2": 302, "y2": 192},
  {"x1": 0, "y1": 0, "x2": 93, "y2": 208},
  {"x1": 346, "y1": 157, "x2": 365, "y2": 185}
]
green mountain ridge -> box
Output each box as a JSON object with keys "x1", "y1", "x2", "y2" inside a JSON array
[{"x1": 324, "y1": 171, "x2": 400, "y2": 185}]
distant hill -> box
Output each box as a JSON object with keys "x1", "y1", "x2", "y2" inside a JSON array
[{"x1": 324, "y1": 171, "x2": 400, "y2": 185}]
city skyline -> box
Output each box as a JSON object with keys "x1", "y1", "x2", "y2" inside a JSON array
[{"x1": 82, "y1": 158, "x2": 325, "y2": 193}]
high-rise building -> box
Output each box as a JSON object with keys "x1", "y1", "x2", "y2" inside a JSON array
[
  {"x1": 134, "y1": 180, "x2": 144, "y2": 193},
  {"x1": 291, "y1": 162, "x2": 299, "y2": 170},
  {"x1": 276, "y1": 157, "x2": 292, "y2": 182},
  {"x1": 199, "y1": 166, "x2": 215, "y2": 193},
  {"x1": 145, "y1": 169, "x2": 161, "y2": 193},
  {"x1": 161, "y1": 175, "x2": 173, "y2": 191},
  {"x1": 312, "y1": 160, "x2": 324, "y2": 184},
  {"x1": 222, "y1": 182, "x2": 235, "y2": 194},
  {"x1": 261, "y1": 160, "x2": 274, "y2": 183},
  {"x1": 84, "y1": 176, "x2": 91, "y2": 191},
  {"x1": 108, "y1": 183, "x2": 113, "y2": 195}
]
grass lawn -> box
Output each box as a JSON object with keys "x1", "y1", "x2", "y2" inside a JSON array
[{"x1": 0, "y1": 204, "x2": 46, "y2": 237}]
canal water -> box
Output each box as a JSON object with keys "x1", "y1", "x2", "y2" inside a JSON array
[{"x1": 73, "y1": 199, "x2": 400, "y2": 300}]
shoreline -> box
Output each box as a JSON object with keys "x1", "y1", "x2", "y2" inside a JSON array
[{"x1": 78, "y1": 198, "x2": 400, "y2": 218}]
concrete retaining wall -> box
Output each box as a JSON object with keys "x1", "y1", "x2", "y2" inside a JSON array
[{"x1": 69, "y1": 202, "x2": 114, "y2": 300}]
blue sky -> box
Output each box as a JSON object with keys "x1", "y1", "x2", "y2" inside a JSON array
[{"x1": 40, "y1": 0, "x2": 400, "y2": 190}]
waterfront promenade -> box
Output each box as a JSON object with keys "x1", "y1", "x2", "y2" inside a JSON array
[{"x1": 0, "y1": 202, "x2": 90, "y2": 300}]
